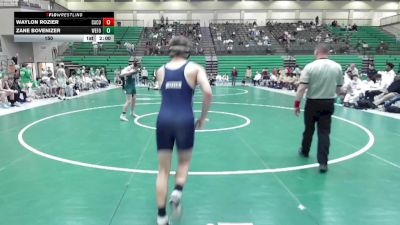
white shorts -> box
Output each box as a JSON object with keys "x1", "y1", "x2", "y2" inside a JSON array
[{"x1": 57, "y1": 79, "x2": 67, "y2": 88}]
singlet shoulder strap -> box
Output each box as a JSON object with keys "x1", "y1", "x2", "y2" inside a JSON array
[{"x1": 164, "y1": 61, "x2": 190, "y2": 72}]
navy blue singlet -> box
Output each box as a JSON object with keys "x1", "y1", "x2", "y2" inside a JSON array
[{"x1": 156, "y1": 61, "x2": 195, "y2": 150}]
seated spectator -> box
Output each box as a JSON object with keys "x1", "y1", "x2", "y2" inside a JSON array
[
  {"x1": 0, "y1": 75, "x2": 18, "y2": 108},
  {"x1": 366, "y1": 64, "x2": 378, "y2": 82},
  {"x1": 65, "y1": 80, "x2": 75, "y2": 97},
  {"x1": 227, "y1": 44, "x2": 233, "y2": 54},
  {"x1": 377, "y1": 41, "x2": 388, "y2": 54},
  {"x1": 343, "y1": 75, "x2": 363, "y2": 107},
  {"x1": 315, "y1": 34, "x2": 322, "y2": 42},
  {"x1": 48, "y1": 75, "x2": 58, "y2": 97},
  {"x1": 262, "y1": 68, "x2": 269, "y2": 80},
  {"x1": 373, "y1": 75, "x2": 400, "y2": 106},
  {"x1": 11, "y1": 77, "x2": 28, "y2": 103},
  {"x1": 222, "y1": 73, "x2": 229, "y2": 86},
  {"x1": 216, "y1": 74, "x2": 223, "y2": 86},
  {"x1": 346, "y1": 63, "x2": 359, "y2": 77},
  {"x1": 124, "y1": 42, "x2": 135, "y2": 56},
  {"x1": 208, "y1": 74, "x2": 216, "y2": 86},
  {"x1": 37, "y1": 77, "x2": 50, "y2": 99},
  {"x1": 269, "y1": 72, "x2": 278, "y2": 88},
  {"x1": 365, "y1": 63, "x2": 396, "y2": 101},
  {"x1": 199, "y1": 47, "x2": 204, "y2": 55},
  {"x1": 383, "y1": 95, "x2": 400, "y2": 113},
  {"x1": 99, "y1": 74, "x2": 109, "y2": 88},
  {"x1": 324, "y1": 34, "x2": 333, "y2": 43},
  {"x1": 351, "y1": 24, "x2": 358, "y2": 32},
  {"x1": 285, "y1": 75, "x2": 296, "y2": 90},
  {"x1": 253, "y1": 71, "x2": 262, "y2": 86}
]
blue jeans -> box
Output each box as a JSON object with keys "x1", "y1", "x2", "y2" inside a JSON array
[{"x1": 384, "y1": 95, "x2": 400, "y2": 113}]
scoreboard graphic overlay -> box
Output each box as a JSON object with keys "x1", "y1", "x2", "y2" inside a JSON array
[{"x1": 14, "y1": 12, "x2": 114, "y2": 42}]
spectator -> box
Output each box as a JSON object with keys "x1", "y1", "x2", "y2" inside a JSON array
[
  {"x1": 373, "y1": 75, "x2": 400, "y2": 106},
  {"x1": 343, "y1": 75, "x2": 362, "y2": 107},
  {"x1": 216, "y1": 74, "x2": 223, "y2": 86},
  {"x1": 377, "y1": 41, "x2": 388, "y2": 54},
  {"x1": 351, "y1": 24, "x2": 358, "y2": 32},
  {"x1": 231, "y1": 67, "x2": 238, "y2": 86},
  {"x1": 40, "y1": 67, "x2": 48, "y2": 78},
  {"x1": 383, "y1": 95, "x2": 400, "y2": 113},
  {"x1": 93, "y1": 41, "x2": 99, "y2": 55},
  {"x1": 315, "y1": 16, "x2": 319, "y2": 25},
  {"x1": 222, "y1": 73, "x2": 229, "y2": 86},
  {"x1": 272, "y1": 67, "x2": 278, "y2": 76},
  {"x1": 37, "y1": 77, "x2": 50, "y2": 99},
  {"x1": 124, "y1": 42, "x2": 135, "y2": 56},
  {"x1": 245, "y1": 66, "x2": 252, "y2": 85},
  {"x1": 0, "y1": 75, "x2": 18, "y2": 108},
  {"x1": 365, "y1": 63, "x2": 396, "y2": 101},
  {"x1": 116, "y1": 40, "x2": 121, "y2": 49},
  {"x1": 366, "y1": 64, "x2": 377, "y2": 82},
  {"x1": 346, "y1": 63, "x2": 359, "y2": 77},
  {"x1": 56, "y1": 63, "x2": 67, "y2": 100},
  {"x1": 141, "y1": 67, "x2": 148, "y2": 85},
  {"x1": 11, "y1": 76, "x2": 28, "y2": 103},
  {"x1": 47, "y1": 66, "x2": 53, "y2": 77},
  {"x1": 12, "y1": 53, "x2": 18, "y2": 65},
  {"x1": 114, "y1": 68, "x2": 122, "y2": 85},
  {"x1": 315, "y1": 34, "x2": 322, "y2": 42},
  {"x1": 19, "y1": 63, "x2": 33, "y2": 92},
  {"x1": 49, "y1": 76, "x2": 58, "y2": 96},
  {"x1": 253, "y1": 71, "x2": 262, "y2": 86}
]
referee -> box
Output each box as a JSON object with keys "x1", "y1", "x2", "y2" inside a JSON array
[{"x1": 294, "y1": 44, "x2": 343, "y2": 173}]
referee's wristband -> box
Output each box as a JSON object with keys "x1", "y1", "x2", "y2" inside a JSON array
[{"x1": 294, "y1": 100, "x2": 301, "y2": 108}]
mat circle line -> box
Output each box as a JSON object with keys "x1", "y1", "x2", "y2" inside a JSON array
[
  {"x1": 134, "y1": 110, "x2": 250, "y2": 132},
  {"x1": 17, "y1": 102, "x2": 375, "y2": 175},
  {"x1": 136, "y1": 87, "x2": 248, "y2": 97}
]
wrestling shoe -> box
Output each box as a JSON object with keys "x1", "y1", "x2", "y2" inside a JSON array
[
  {"x1": 120, "y1": 114, "x2": 129, "y2": 122},
  {"x1": 169, "y1": 190, "x2": 182, "y2": 218},
  {"x1": 156, "y1": 215, "x2": 169, "y2": 225}
]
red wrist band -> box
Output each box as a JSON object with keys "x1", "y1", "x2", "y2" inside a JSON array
[{"x1": 294, "y1": 100, "x2": 301, "y2": 108}]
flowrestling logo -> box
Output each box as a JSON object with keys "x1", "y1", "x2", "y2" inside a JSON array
[{"x1": 165, "y1": 81, "x2": 182, "y2": 89}]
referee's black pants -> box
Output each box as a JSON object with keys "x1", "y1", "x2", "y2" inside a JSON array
[{"x1": 301, "y1": 99, "x2": 335, "y2": 165}]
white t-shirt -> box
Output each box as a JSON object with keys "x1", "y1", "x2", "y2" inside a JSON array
[
  {"x1": 379, "y1": 70, "x2": 396, "y2": 91},
  {"x1": 254, "y1": 73, "x2": 262, "y2": 81}
]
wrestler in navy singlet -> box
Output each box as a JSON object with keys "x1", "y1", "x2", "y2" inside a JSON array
[{"x1": 156, "y1": 61, "x2": 195, "y2": 150}]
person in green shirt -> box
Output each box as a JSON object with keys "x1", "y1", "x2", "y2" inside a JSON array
[
  {"x1": 19, "y1": 63, "x2": 33, "y2": 89},
  {"x1": 89, "y1": 67, "x2": 95, "y2": 77}
]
